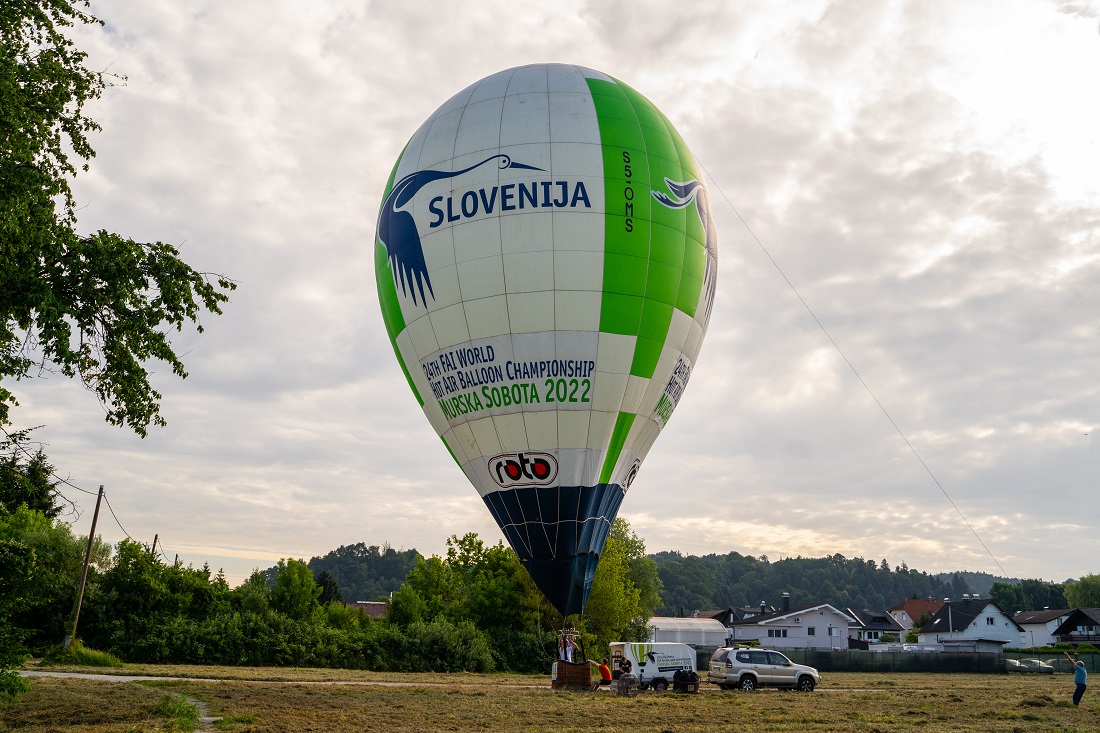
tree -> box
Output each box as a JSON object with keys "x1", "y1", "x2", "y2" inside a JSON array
[
  {"x1": 0, "y1": 444, "x2": 61, "y2": 518},
  {"x1": 0, "y1": 538, "x2": 35, "y2": 699},
  {"x1": 0, "y1": 505, "x2": 108, "y2": 651},
  {"x1": 270, "y1": 559, "x2": 321, "y2": 621},
  {"x1": 1064, "y1": 574, "x2": 1100, "y2": 609},
  {"x1": 1, "y1": 1, "x2": 235, "y2": 435},
  {"x1": 580, "y1": 518, "x2": 662, "y2": 656},
  {"x1": 990, "y1": 579, "x2": 1067, "y2": 614},
  {"x1": 315, "y1": 570, "x2": 343, "y2": 605}
]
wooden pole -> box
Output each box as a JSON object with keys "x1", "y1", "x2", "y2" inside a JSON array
[
  {"x1": 151, "y1": 533, "x2": 158, "y2": 556},
  {"x1": 65, "y1": 484, "x2": 103, "y2": 648}
]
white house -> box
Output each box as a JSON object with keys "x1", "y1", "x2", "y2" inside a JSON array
[
  {"x1": 728, "y1": 595, "x2": 856, "y2": 650},
  {"x1": 917, "y1": 597, "x2": 1023, "y2": 652},
  {"x1": 1013, "y1": 609, "x2": 1071, "y2": 648}
]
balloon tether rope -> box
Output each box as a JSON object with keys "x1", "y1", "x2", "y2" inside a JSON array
[{"x1": 698, "y1": 160, "x2": 1008, "y2": 577}]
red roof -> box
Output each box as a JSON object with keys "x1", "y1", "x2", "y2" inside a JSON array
[{"x1": 890, "y1": 598, "x2": 944, "y2": 618}]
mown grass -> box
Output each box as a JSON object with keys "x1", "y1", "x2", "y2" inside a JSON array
[{"x1": 2, "y1": 670, "x2": 1097, "y2": 732}]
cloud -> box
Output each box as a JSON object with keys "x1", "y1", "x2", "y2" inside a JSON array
[{"x1": 12, "y1": 0, "x2": 1096, "y2": 587}]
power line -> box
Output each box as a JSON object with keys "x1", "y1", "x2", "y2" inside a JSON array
[
  {"x1": 699, "y1": 162, "x2": 1008, "y2": 578},
  {"x1": 102, "y1": 492, "x2": 134, "y2": 541},
  {"x1": 0, "y1": 424, "x2": 98, "y2": 497}
]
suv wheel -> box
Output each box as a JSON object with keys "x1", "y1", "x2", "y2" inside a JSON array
[
  {"x1": 738, "y1": 676, "x2": 757, "y2": 691},
  {"x1": 797, "y1": 676, "x2": 815, "y2": 692}
]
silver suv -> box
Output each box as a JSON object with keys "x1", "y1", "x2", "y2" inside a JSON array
[{"x1": 707, "y1": 647, "x2": 820, "y2": 691}]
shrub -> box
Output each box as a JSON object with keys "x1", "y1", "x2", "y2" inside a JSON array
[
  {"x1": 41, "y1": 640, "x2": 123, "y2": 667},
  {"x1": 398, "y1": 618, "x2": 495, "y2": 672}
]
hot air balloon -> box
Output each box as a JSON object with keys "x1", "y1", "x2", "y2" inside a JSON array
[{"x1": 374, "y1": 63, "x2": 716, "y2": 617}]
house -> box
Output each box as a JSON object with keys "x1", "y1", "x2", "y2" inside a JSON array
[
  {"x1": 728, "y1": 593, "x2": 856, "y2": 650},
  {"x1": 345, "y1": 600, "x2": 388, "y2": 619},
  {"x1": 1051, "y1": 608, "x2": 1100, "y2": 645},
  {"x1": 889, "y1": 597, "x2": 944, "y2": 634},
  {"x1": 847, "y1": 608, "x2": 905, "y2": 642},
  {"x1": 647, "y1": 616, "x2": 730, "y2": 647},
  {"x1": 1013, "y1": 608, "x2": 1071, "y2": 648},
  {"x1": 696, "y1": 604, "x2": 776, "y2": 627},
  {"x1": 917, "y1": 596, "x2": 1023, "y2": 652}
]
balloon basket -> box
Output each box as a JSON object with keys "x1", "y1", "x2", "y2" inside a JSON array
[{"x1": 551, "y1": 660, "x2": 598, "y2": 692}]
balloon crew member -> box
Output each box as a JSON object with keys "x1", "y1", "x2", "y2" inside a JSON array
[
  {"x1": 1065, "y1": 652, "x2": 1087, "y2": 707},
  {"x1": 598, "y1": 658, "x2": 613, "y2": 686}
]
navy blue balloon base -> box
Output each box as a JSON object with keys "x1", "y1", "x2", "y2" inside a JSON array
[{"x1": 482, "y1": 483, "x2": 626, "y2": 617}]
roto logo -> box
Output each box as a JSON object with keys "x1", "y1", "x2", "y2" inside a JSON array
[{"x1": 488, "y1": 452, "x2": 558, "y2": 488}]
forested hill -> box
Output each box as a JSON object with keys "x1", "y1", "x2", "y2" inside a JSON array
[
  {"x1": 263, "y1": 543, "x2": 420, "y2": 602},
  {"x1": 650, "y1": 551, "x2": 1003, "y2": 615},
  {"x1": 933, "y1": 570, "x2": 1022, "y2": 597},
  {"x1": 263, "y1": 542, "x2": 1014, "y2": 614}
]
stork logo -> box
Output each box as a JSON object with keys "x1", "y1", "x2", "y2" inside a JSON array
[
  {"x1": 488, "y1": 451, "x2": 558, "y2": 488},
  {"x1": 624, "y1": 459, "x2": 641, "y2": 490},
  {"x1": 653, "y1": 178, "x2": 718, "y2": 324},
  {"x1": 377, "y1": 154, "x2": 544, "y2": 307}
]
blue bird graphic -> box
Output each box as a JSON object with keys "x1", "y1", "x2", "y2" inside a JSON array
[
  {"x1": 652, "y1": 178, "x2": 718, "y2": 324},
  {"x1": 377, "y1": 154, "x2": 544, "y2": 307}
]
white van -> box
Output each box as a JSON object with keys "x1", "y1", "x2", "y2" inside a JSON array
[{"x1": 609, "y1": 642, "x2": 696, "y2": 691}]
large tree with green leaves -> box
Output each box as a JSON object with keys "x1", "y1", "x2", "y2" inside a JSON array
[
  {"x1": 989, "y1": 579, "x2": 1067, "y2": 614},
  {"x1": 1, "y1": 0, "x2": 235, "y2": 436},
  {"x1": 579, "y1": 518, "x2": 662, "y2": 655},
  {"x1": 1064, "y1": 574, "x2": 1100, "y2": 609}
]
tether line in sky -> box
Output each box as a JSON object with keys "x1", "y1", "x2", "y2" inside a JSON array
[{"x1": 698, "y1": 160, "x2": 1008, "y2": 578}]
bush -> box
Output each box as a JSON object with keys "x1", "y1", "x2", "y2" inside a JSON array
[
  {"x1": 487, "y1": 628, "x2": 557, "y2": 674},
  {"x1": 1075, "y1": 642, "x2": 1098, "y2": 653},
  {"x1": 398, "y1": 618, "x2": 495, "y2": 672}
]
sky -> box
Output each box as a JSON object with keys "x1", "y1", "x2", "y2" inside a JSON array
[{"x1": 13, "y1": 0, "x2": 1099, "y2": 590}]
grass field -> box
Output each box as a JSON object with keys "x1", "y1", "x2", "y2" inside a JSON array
[{"x1": 3, "y1": 665, "x2": 1096, "y2": 732}]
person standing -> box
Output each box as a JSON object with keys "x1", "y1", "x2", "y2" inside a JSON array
[{"x1": 1065, "y1": 652, "x2": 1087, "y2": 707}]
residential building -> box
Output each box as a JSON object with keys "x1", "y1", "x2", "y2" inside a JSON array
[
  {"x1": 917, "y1": 597, "x2": 1023, "y2": 652},
  {"x1": 728, "y1": 593, "x2": 856, "y2": 650},
  {"x1": 1051, "y1": 608, "x2": 1100, "y2": 644},
  {"x1": 889, "y1": 597, "x2": 944, "y2": 634},
  {"x1": 345, "y1": 600, "x2": 388, "y2": 619},
  {"x1": 696, "y1": 605, "x2": 776, "y2": 627},
  {"x1": 1013, "y1": 608, "x2": 1071, "y2": 648},
  {"x1": 847, "y1": 608, "x2": 905, "y2": 642}
]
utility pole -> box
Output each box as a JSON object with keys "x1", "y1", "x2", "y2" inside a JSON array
[
  {"x1": 151, "y1": 533, "x2": 158, "y2": 556},
  {"x1": 66, "y1": 485, "x2": 104, "y2": 648}
]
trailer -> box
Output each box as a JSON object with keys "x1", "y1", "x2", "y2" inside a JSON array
[{"x1": 609, "y1": 642, "x2": 696, "y2": 691}]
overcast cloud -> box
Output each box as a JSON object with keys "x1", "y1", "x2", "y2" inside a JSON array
[{"x1": 13, "y1": 0, "x2": 1098, "y2": 588}]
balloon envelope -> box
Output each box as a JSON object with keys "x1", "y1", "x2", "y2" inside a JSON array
[{"x1": 375, "y1": 64, "x2": 716, "y2": 616}]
